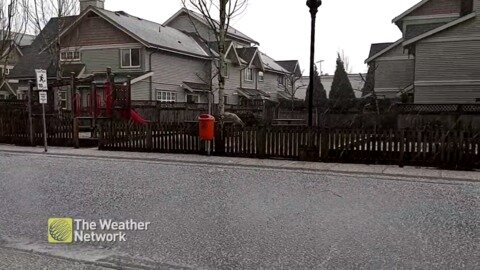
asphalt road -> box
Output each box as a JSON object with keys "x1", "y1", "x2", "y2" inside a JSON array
[{"x1": 0, "y1": 151, "x2": 478, "y2": 269}]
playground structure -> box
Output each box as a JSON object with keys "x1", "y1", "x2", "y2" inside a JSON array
[
  {"x1": 70, "y1": 68, "x2": 147, "y2": 145},
  {"x1": 0, "y1": 68, "x2": 149, "y2": 148}
]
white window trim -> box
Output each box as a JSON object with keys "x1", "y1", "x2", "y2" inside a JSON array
[
  {"x1": 121, "y1": 48, "x2": 141, "y2": 68},
  {"x1": 245, "y1": 68, "x2": 253, "y2": 82},
  {"x1": 258, "y1": 71, "x2": 264, "y2": 82},
  {"x1": 156, "y1": 90, "x2": 177, "y2": 102},
  {"x1": 278, "y1": 75, "x2": 285, "y2": 86},
  {"x1": 60, "y1": 50, "x2": 81, "y2": 62}
]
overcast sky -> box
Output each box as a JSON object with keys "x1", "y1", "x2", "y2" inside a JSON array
[{"x1": 105, "y1": 0, "x2": 420, "y2": 75}]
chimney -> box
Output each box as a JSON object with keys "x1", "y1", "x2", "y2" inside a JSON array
[{"x1": 80, "y1": 0, "x2": 105, "y2": 12}]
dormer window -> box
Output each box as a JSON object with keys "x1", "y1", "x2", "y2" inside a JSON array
[
  {"x1": 60, "y1": 50, "x2": 80, "y2": 62},
  {"x1": 461, "y1": 0, "x2": 473, "y2": 16}
]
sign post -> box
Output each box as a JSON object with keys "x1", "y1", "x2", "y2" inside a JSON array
[{"x1": 35, "y1": 69, "x2": 48, "y2": 152}]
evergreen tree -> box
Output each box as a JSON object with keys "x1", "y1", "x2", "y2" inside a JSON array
[
  {"x1": 305, "y1": 66, "x2": 327, "y2": 108},
  {"x1": 330, "y1": 54, "x2": 355, "y2": 100},
  {"x1": 361, "y1": 64, "x2": 375, "y2": 97}
]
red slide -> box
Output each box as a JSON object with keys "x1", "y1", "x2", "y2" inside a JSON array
[{"x1": 130, "y1": 109, "x2": 148, "y2": 124}]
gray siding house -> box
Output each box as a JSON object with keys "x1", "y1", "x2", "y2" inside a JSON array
[
  {"x1": 165, "y1": 8, "x2": 300, "y2": 105},
  {"x1": 10, "y1": 0, "x2": 302, "y2": 107},
  {"x1": 366, "y1": 0, "x2": 480, "y2": 103}
]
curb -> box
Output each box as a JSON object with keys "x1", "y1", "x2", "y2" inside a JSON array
[{"x1": 1, "y1": 147, "x2": 479, "y2": 183}]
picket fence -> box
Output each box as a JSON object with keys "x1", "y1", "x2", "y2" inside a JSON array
[{"x1": 98, "y1": 121, "x2": 480, "y2": 169}]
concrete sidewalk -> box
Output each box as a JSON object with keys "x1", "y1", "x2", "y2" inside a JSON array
[{"x1": 0, "y1": 144, "x2": 479, "y2": 182}]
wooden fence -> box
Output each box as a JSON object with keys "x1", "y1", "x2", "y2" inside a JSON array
[
  {"x1": 0, "y1": 111, "x2": 74, "y2": 147},
  {"x1": 98, "y1": 122, "x2": 480, "y2": 169}
]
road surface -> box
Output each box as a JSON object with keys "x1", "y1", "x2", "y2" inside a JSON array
[{"x1": 0, "y1": 151, "x2": 478, "y2": 269}]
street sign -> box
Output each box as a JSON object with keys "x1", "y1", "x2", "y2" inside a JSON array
[
  {"x1": 39, "y1": 91, "x2": 47, "y2": 104},
  {"x1": 35, "y1": 69, "x2": 48, "y2": 91}
]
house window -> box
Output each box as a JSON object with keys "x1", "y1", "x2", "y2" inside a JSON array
[
  {"x1": 224, "y1": 63, "x2": 229, "y2": 78},
  {"x1": 224, "y1": 95, "x2": 228, "y2": 105},
  {"x1": 58, "y1": 91, "x2": 67, "y2": 109},
  {"x1": 156, "y1": 90, "x2": 176, "y2": 102},
  {"x1": 121, "y1": 48, "x2": 141, "y2": 68},
  {"x1": 277, "y1": 75, "x2": 285, "y2": 86},
  {"x1": 0, "y1": 66, "x2": 11, "y2": 75},
  {"x1": 258, "y1": 71, "x2": 264, "y2": 82},
  {"x1": 245, "y1": 68, "x2": 253, "y2": 81},
  {"x1": 187, "y1": 94, "x2": 199, "y2": 104},
  {"x1": 60, "y1": 50, "x2": 80, "y2": 61},
  {"x1": 0, "y1": 94, "x2": 6, "y2": 100}
]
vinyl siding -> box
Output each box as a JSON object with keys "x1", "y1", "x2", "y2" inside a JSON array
[
  {"x1": 415, "y1": 85, "x2": 480, "y2": 103},
  {"x1": 374, "y1": 60, "x2": 414, "y2": 91},
  {"x1": 149, "y1": 50, "x2": 211, "y2": 103},
  {"x1": 81, "y1": 46, "x2": 145, "y2": 74},
  {"x1": 61, "y1": 15, "x2": 137, "y2": 47},
  {"x1": 415, "y1": 40, "x2": 480, "y2": 81},
  {"x1": 131, "y1": 80, "x2": 150, "y2": 101},
  {"x1": 261, "y1": 71, "x2": 285, "y2": 101}
]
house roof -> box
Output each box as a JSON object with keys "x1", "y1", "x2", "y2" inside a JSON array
[
  {"x1": 236, "y1": 47, "x2": 259, "y2": 68},
  {"x1": 164, "y1": 8, "x2": 259, "y2": 45},
  {"x1": 0, "y1": 30, "x2": 35, "y2": 47},
  {"x1": 365, "y1": 39, "x2": 403, "y2": 63},
  {"x1": 276, "y1": 60, "x2": 302, "y2": 77},
  {"x1": 83, "y1": 8, "x2": 210, "y2": 58},
  {"x1": 10, "y1": 16, "x2": 78, "y2": 79},
  {"x1": 404, "y1": 22, "x2": 446, "y2": 40},
  {"x1": 404, "y1": 12, "x2": 476, "y2": 46},
  {"x1": 182, "y1": 81, "x2": 210, "y2": 92},
  {"x1": 368, "y1": 42, "x2": 394, "y2": 59},
  {"x1": 392, "y1": 0, "x2": 430, "y2": 24},
  {"x1": 258, "y1": 52, "x2": 288, "y2": 74}
]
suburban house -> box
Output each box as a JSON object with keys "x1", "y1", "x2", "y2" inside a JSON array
[
  {"x1": 366, "y1": 0, "x2": 480, "y2": 103},
  {"x1": 164, "y1": 8, "x2": 300, "y2": 105},
  {"x1": 9, "y1": 0, "x2": 301, "y2": 108},
  {"x1": 0, "y1": 31, "x2": 35, "y2": 99}
]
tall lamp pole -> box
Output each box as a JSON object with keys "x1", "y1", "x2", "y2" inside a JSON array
[{"x1": 306, "y1": 0, "x2": 322, "y2": 127}]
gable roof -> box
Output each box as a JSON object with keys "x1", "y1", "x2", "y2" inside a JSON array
[
  {"x1": 236, "y1": 47, "x2": 258, "y2": 65},
  {"x1": 276, "y1": 60, "x2": 302, "y2": 77},
  {"x1": 59, "y1": 7, "x2": 210, "y2": 59},
  {"x1": 258, "y1": 52, "x2": 288, "y2": 74},
  {"x1": 164, "y1": 8, "x2": 259, "y2": 46},
  {"x1": 10, "y1": 16, "x2": 77, "y2": 79},
  {"x1": 365, "y1": 39, "x2": 403, "y2": 63},
  {"x1": 404, "y1": 12, "x2": 476, "y2": 46},
  {"x1": 392, "y1": 0, "x2": 430, "y2": 24}
]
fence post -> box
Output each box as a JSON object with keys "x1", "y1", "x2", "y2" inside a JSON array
[
  {"x1": 214, "y1": 124, "x2": 225, "y2": 155},
  {"x1": 73, "y1": 117, "x2": 80, "y2": 149},
  {"x1": 256, "y1": 125, "x2": 266, "y2": 158},
  {"x1": 146, "y1": 124, "x2": 153, "y2": 151},
  {"x1": 398, "y1": 129, "x2": 405, "y2": 167},
  {"x1": 98, "y1": 122, "x2": 104, "y2": 149},
  {"x1": 320, "y1": 128, "x2": 329, "y2": 161}
]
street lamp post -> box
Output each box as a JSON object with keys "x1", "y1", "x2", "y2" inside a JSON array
[{"x1": 306, "y1": 0, "x2": 322, "y2": 127}]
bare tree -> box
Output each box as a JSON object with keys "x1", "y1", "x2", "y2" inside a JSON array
[
  {"x1": 339, "y1": 49, "x2": 352, "y2": 74},
  {"x1": 0, "y1": 0, "x2": 28, "y2": 96},
  {"x1": 284, "y1": 70, "x2": 305, "y2": 115},
  {"x1": 181, "y1": 0, "x2": 248, "y2": 120},
  {"x1": 24, "y1": 0, "x2": 79, "y2": 79}
]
